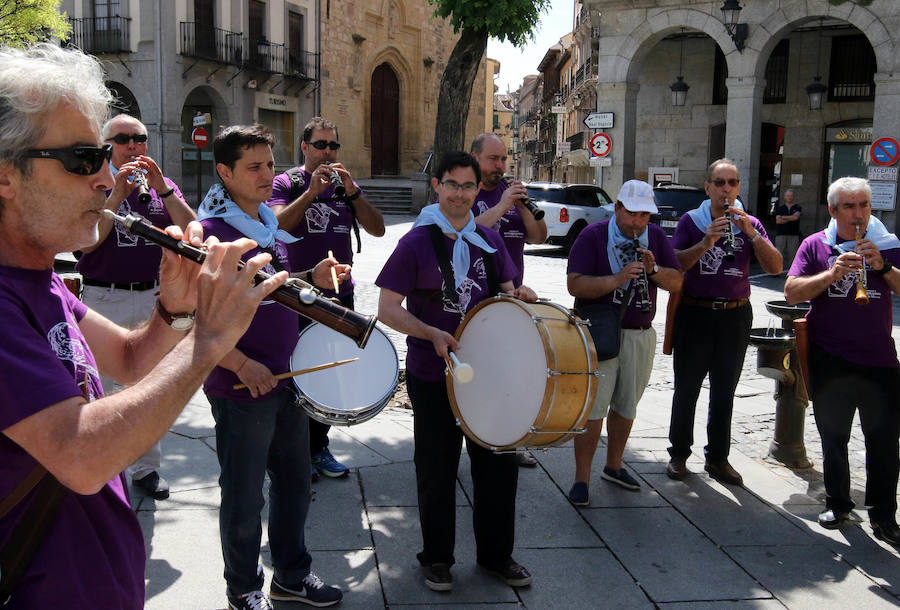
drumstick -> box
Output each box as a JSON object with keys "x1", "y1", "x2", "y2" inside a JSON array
[
  {"x1": 448, "y1": 351, "x2": 474, "y2": 384},
  {"x1": 232, "y1": 357, "x2": 359, "y2": 390},
  {"x1": 328, "y1": 250, "x2": 340, "y2": 293}
]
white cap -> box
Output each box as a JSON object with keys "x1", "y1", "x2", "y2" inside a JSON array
[{"x1": 617, "y1": 180, "x2": 657, "y2": 214}]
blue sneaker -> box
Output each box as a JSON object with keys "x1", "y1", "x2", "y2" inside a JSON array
[
  {"x1": 311, "y1": 448, "x2": 349, "y2": 478},
  {"x1": 567, "y1": 481, "x2": 589, "y2": 506}
]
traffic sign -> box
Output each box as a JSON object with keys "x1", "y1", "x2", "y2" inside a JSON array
[
  {"x1": 583, "y1": 112, "x2": 614, "y2": 130},
  {"x1": 192, "y1": 113, "x2": 211, "y2": 127},
  {"x1": 191, "y1": 127, "x2": 209, "y2": 149},
  {"x1": 870, "y1": 137, "x2": 900, "y2": 166},
  {"x1": 589, "y1": 132, "x2": 612, "y2": 157}
]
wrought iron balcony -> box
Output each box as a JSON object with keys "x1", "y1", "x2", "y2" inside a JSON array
[
  {"x1": 566, "y1": 131, "x2": 585, "y2": 151},
  {"x1": 67, "y1": 17, "x2": 131, "y2": 54},
  {"x1": 180, "y1": 22, "x2": 244, "y2": 67}
]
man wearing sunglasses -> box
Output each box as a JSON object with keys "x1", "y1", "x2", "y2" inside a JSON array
[
  {"x1": 268, "y1": 117, "x2": 384, "y2": 481},
  {"x1": 76, "y1": 113, "x2": 195, "y2": 502},
  {"x1": 666, "y1": 159, "x2": 782, "y2": 486},
  {"x1": 0, "y1": 43, "x2": 287, "y2": 609}
]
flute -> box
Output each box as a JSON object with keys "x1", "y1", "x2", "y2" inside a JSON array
[
  {"x1": 100, "y1": 210, "x2": 377, "y2": 348},
  {"x1": 501, "y1": 177, "x2": 545, "y2": 221},
  {"x1": 855, "y1": 223, "x2": 869, "y2": 306}
]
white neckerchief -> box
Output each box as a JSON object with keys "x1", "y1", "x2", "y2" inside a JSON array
[
  {"x1": 822, "y1": 215, "x2": 900, "y2": 252},
  {"x1": 413, "y1": 203, "x2": 496, "y2": 289},
  {"x1": 198, "y1": 183, "x2": 299, "y2": 248},
  {"x1": 607, "y1": 220, "x2": 649, "y2": 289},
  {"x1": 687, "y1": 199, "x2": 746, "y2": 235}
]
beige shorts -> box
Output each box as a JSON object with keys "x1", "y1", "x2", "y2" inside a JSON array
[{"x1": 589, "y1": 327, "x2": 657, "y2": 421}]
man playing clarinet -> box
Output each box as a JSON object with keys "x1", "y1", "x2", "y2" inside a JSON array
[
  {"x1": 784, "y1": 176, "x2": 900, "y2": 547},
  {"x1": 666, "y1": 159, "x2": 782, "y2": 485}
]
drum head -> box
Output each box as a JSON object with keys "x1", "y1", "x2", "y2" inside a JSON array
[
  {"x1": 291, "y1": 323, "x2": 398, "y2": 418},
  {"x1": 451, "y1": 300, "x2": 548, "y2": 447}
]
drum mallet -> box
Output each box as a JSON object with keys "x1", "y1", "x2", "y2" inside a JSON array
[{"x1": 448, "y1": 350, "x2": 474, "y2": 384}]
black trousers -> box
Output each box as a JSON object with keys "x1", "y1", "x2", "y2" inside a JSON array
[
  {"x1": 300, "y1": 292, "x2": 354, "y2": 456},
  {"x1": 406, "y1": 372, "x2": 518, "y2": 567},
  {"x1": 668, "y1": 302, "x2": 752, "y2": 462},
  {"x1": 809, "y1": 342, "x2": 900, "y2": 521}
]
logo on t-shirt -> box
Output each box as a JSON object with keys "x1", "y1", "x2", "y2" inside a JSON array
[
  {"x1": 476, "y1": 200, "x2": 507, "y2": 230},
  {"x1": 114, "y1": 200, "x2": 139, "y2": 247},
  {"x1": 699, "y1": 247, "x2": 727, "y2": 275},
  {"x1": 827, "y1": 253, "x2": 864, "y2": 299},
  {"x1": 305, "y1": 202, "x2": 340, "y2": 233},
  {"x1": 47, "y1": 322, "x2": 99, "y2": 401},
  {"x1": 441, "y1": 257, "x2": 487, "y2": 316}
]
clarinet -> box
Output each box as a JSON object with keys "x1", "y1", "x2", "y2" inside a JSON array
[
  {"x1": 129, "y1": 157, "x2": 151, "y2": 204},
  {"x1": 632, "y1": 237, "x2": 652, "y2": 313},
  {"x1": 100, "y1": 210, "x2": 377, "y2": 348},
  {"x1": 501, "y1": 177, "x2": 545, "y2": 221},
  {"x1": 328, "y1": 164, "x2": 346, "y2": 198},
  {"x1": 723, "y1": 206, "x2": 736, "y2": 262}
]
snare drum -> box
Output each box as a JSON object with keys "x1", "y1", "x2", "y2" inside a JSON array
[
  {"x1": 447, "y1": 296, "x2": 599, "y2": 451},
  {"x1": 291, "y1": 323, "x2": 399, "y2": 426}
]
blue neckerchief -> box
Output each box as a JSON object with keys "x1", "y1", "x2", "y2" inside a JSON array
[
  {"x1": 198, "y1": 183, "x2": 299, "y2": 248},
  {"x1": 687, "y1": 199, "x2": 746, "y2": 235},
  {"x1": 413, "y1": 203, "x2": 497, "y2": 289},
  {"x1": 822, "y1": 215, "x2": 900, "y2": 252},
  {"x1": 607, "y1": 220, "x2": 649, "y2": 289}
]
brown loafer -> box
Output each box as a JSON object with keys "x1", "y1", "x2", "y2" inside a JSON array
[
  {"x1": 704, "y1": 460, "x2": 743, "y2": 486},
  {"x1": 666, "y1": 458, "x2": 688, "y2": 480}
]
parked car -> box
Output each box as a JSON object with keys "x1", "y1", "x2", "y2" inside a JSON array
[
  {"x1": 527, "y1": 182, "x2": 614, "y2": 253},
  {"x1": 651, "y1": 183, "x2": 707, "y2": 237}
]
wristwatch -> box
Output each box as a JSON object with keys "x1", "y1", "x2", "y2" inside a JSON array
[
  {"x1": 156, "y1": 298, "x2": 195, "y2": 331},
  {"x1": 876, "y1": 259, "x2": 893, "y2": 276},
  {"x1": 648, "y1": 264, "x2": 659, "y2": 277}
]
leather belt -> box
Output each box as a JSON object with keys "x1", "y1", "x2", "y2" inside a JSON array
[
  {"x1": 680, "y1": 296, "x2": 749, "y2": 311},
  {"x1": 84, "y1": 278, "x2": 159, "y2": 291}
]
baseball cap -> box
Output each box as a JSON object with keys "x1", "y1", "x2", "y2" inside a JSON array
[{"x1": 617, "y1": 179, "x2": 657, "y2": 213}]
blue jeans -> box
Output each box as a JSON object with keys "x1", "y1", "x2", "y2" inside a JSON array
[{"x1": 209, "y1": 389, "x2": 312, "y2": 596}]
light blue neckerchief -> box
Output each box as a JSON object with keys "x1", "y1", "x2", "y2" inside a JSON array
[
  {"x1": 687, "y1": 199, "x2": 746, "y2": 235},
  {"x1": 607, "y1": 220, "x2": 649, "y2": 285},
  {"x1": 413, "y1": 203, "x2": 497, "y2": 289},
  {"x1": 822, "y1": 215, "x2": 900, "y2": 252},
  {"x1": 198, "y1": 183, "x2": 299, "y2": 248}
]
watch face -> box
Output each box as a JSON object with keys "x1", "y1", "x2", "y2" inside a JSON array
[{"x1": 171, "y1": 317, "x2": 194, "y2": 331}]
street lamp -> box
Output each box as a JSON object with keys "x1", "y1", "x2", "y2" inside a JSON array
[
  {"x1": 805, "y1": 19, "x2": 827, "y2": 110},
  {"x1": 670, "y1": 29, "x2": 690, "y2": 107},
  {"x1": 720, "y1": 0, "x2": 749, "y2": 52}
]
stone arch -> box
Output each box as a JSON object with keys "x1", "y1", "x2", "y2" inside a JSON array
[{"x1": 106, "y1": 81, "x2": 141, "y2": 119}]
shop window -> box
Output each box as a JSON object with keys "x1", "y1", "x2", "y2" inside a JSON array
[{"x1": 828, "y1": 34, "x2": 875, "y2": 101}]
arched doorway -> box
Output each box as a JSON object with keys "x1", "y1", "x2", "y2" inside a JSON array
[
  {"x1": 107, "y1": 81, "x2": 140, "y2": 119},
  {"x1": 180, "y1": 86, "x2": 229, "y2": 205},
  {"x1": 370, "y1": 62, "x2": 399, "y2": 175}
]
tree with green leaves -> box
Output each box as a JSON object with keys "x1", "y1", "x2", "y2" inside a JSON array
[
  {"x1": 429, "y1": 0, "x2": 549, "y2": 174},
  {"x1": 0, "y1": 0, "x2": 69, "y2": 48}
]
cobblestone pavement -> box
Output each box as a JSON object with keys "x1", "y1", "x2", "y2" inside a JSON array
[{"x1": 355, "y1": 214, "x2": 900, "y2": 507}]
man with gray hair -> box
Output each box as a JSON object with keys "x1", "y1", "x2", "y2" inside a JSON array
[
  {"x1": 784, "y1": 176, "x2": 900, "y2": 546},
  {"x1": 0, "y1": 43, "x2": 286, "y2": 608},
  {"x1": 76, "y1": 113, "x2": 195, "y2": 500},
  {"x1": 774, "y1": 189, "x2": 802, "y2": 268}
]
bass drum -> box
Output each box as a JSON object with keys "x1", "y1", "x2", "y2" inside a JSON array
[
  {"x1": 291, "y1": 323, "x2": 399, "y2": 426},
  {"x1": 447, "y1": 295, "x2": 599, "y2": 451}
]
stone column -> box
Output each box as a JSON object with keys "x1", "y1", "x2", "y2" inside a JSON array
[
  {"x1": 724, "y1": 76, "x2": 765, "y2": 214},
  {"x1": 593, "y1": 80, "x2": 639, "y2": 196},
  {"x1": 872, "y1": 72, "x2": 900, "y2": 232}
]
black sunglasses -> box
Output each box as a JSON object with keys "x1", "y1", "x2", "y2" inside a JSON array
[
  {"x1": 308, "y1": 139, "x2": 341, "y2": 151},
  {"x1": 23, "y1": 144, "x2": 113, "y2": 175},
  {"x1": 106, "y1": 133, "x2": 148, "y2": 145},
  {"x1": 710, "y1": 178, "x2": 740, "y2": 188}
]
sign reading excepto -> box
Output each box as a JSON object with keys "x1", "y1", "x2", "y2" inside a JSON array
[
  {"x1": 589, "y1": 156, "x2": 612, "y2": 167},
  {"x1": 191, "y1": 127, "x2": 209, "y2": 149},
  {"x1": 589, "y1": 132, "x2": 612, "y2": 157},
  {"x1": 870, "y1": 181, "x2": 897, "y2": 211},
  {"x1": 583, "y1": 112, "x2": 614, "y2": 130},
  {"x1": 870, "y1": 137, "x2": 900, "y2": 166},
  {"x1": 869, "y1": 165, "x2": 899, "y2": 181}
]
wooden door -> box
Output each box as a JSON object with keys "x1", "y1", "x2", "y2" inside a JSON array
[{"x1": 370, "y1": 63, "x2": 399, "y2": 175}]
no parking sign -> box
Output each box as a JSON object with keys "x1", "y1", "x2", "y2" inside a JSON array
[{"x1": 870, "y1": 137, "x2": 900, "y2": 166}]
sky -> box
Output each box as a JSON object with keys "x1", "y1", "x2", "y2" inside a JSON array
[{"x1": 487, "y1": 0, "x2": 576, "y2": 94}]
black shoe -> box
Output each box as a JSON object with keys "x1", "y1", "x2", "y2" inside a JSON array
[
  {"x1": 132, "y1": 471, "x2": 169, "y2": 500},
  {"x1": 227, "y1": 590, "x2": 272, "y2": 610},
  {"x1": 872, "y1": 520, "x2": 900, "y2": 547},
  {"x1": 601, "y1": 466, "x2": 641, "y2": 491},
  {"x1": 666, "y1": 458, "x2": 688, "y2": 481},
  {"x1": 817, "y1": 508, "x2": 850, "y2": 530},
  {"x1": 422, "y1": 563, "x2": 452, "y2": 592},
  {"x1": 478, "y1": 559, "x2": 532, "y2": 587},
  {"x1": 270, "y1": 573, "x2": 343, "y2": 606},
  {"x1": 704, "y1": 460, "x2": 743, "y2": 486}
]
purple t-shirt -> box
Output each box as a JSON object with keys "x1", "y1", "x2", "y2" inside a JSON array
[
  {"x1": 673, "y1": 212, "x2": 770, "y2": 300},
  {"x1": 0, "y1": 265, "x2": 145, "y2": 608},
  {"x1": 268, "y1": 168, "x2": 364, "y2": 298},
  {"x1": 76, "y1": 177, "x2": 183, "y2": 283},
  {"x1": 474, "y1": 181, "x2": 528, "y2": 287},
  {"x1": 789, "y1": 231, "x2": 900, "y2": 368},
  {"x1": 567, "y1": 220, "x2": 680, "y2": 328},
  {"x1": 200, "y1": 218, "x2": 299, "y2": 402},
  {"x1": 376, "y1": 225, "x2": 515, "y2": 381}
]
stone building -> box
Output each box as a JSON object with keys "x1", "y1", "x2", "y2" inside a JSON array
[{"x1": 580, "y1": 0, "x2": 900, "y2": 232}]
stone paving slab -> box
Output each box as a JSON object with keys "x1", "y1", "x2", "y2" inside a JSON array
[{"x1": 306, "y1": 473, "x2": 372, "y2": 551}]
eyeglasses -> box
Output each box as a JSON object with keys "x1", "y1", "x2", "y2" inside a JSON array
[
  {"x1": 710, "y1": 178, "x2": 740, "y2": 188},
  {"x1": 23, "y1": 144, "x2": 112, "y2": 175},
  {"x1": 440, "y1": 180, "x2": 478, "y2": 194},
  {"x1": 308, "y1": 140, "x2": 341, "y2": 151},
  {"x1": 106, "y1": 133, "x2": 148, "y2": 145}
]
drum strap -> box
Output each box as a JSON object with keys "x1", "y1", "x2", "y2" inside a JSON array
[{"x1": 425, "y1": 225, "x2": 500, "y2": 305}]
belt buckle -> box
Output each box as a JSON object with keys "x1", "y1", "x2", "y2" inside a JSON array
[{"x1": 711, "y1": 300, "x2": 728, "y2": 310}]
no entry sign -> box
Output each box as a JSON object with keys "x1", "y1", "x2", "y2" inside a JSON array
[
  {"x1": 191, "y1": 127, "x2": 209, "y2": 149},
  {"x1": 870, "y1": 137, "x2": 900, "y2": 166}
]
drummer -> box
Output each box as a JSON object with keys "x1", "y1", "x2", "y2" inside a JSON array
[
  {"x1": 376, "y1": 151, "x2": 538, "y2": 592},
  {"x1": 199, "y1": 124, "x2": 348, "y2": 609}
]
